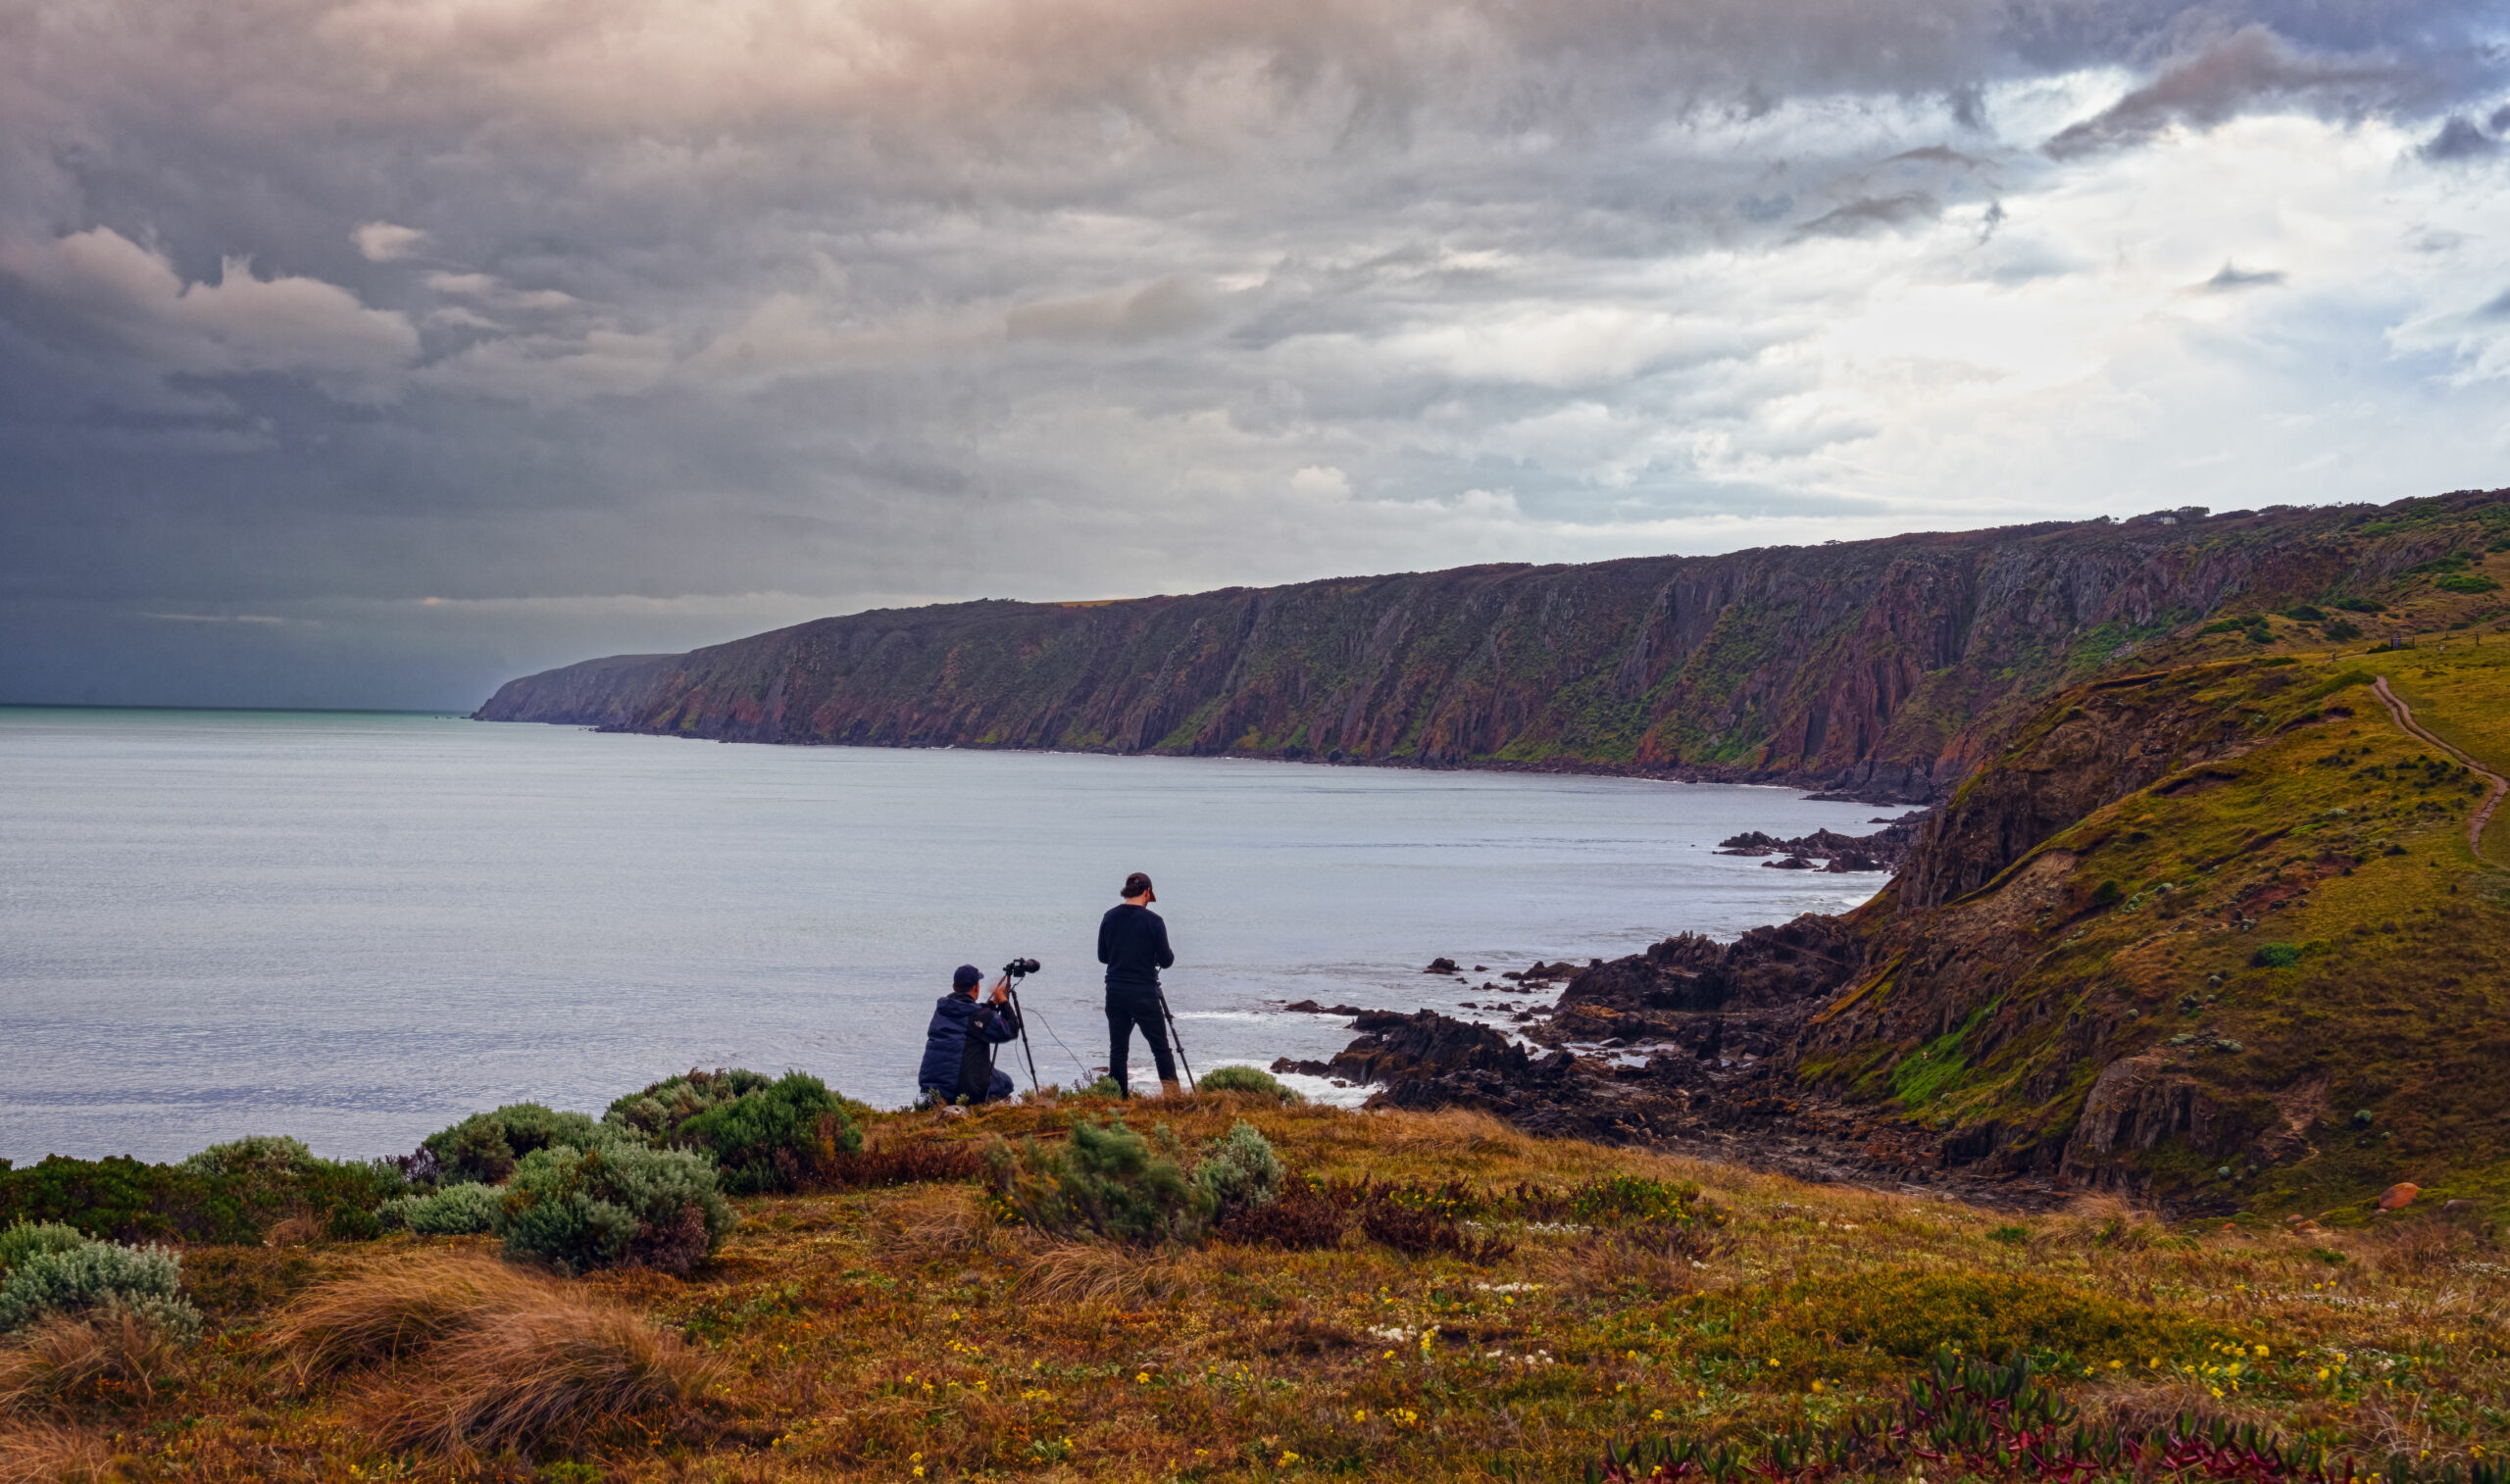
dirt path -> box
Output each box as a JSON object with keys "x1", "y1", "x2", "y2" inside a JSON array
[{"x1": 2372, "y1": 674, "x2": 2507, "y2": 866}]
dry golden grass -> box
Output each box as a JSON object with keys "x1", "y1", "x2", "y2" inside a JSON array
[
  {"x1": 0, "y1": 1421, "x2": 120, "y2": 1484},
  {"x1": 261, "y1": 1244, "x2": 551, "y2": 1383},
  {"x1": 265, "y1": 1248, "x2": 719, "y2": 1456},
  {"x1": 1012, "y1": 1238, "x2": 1202, "y2": 1309},
  {"x1": 0, "y1": 1311, "x2": 186, "y2": 1415},
  {"x1": 357, "y1": 1295, "x2": 716, "y2": 1454}
]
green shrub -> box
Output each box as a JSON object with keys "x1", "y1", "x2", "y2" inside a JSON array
[
  {"x1": 2331, "y1": 597, "x2": 2384, "y2": 613},
  {"x1": 2089, "y1": 880, "x2": 2123, "y2": 909},
  {"x1": 2252, "y1": 942, "x2": 2302, "y2": 968},
  {"x1": 0, "y1": 1150, "x2": 401, "y2": 1247},
  {"x1": 602, "y1": 1068, "x2": 775, "y2": 1140},
  {"x1": 379, "y1": 1181, "x2": 505, "y2": 1236},
  {"x1": 497, "y1": 1140, "x2": 731, "y2": 1276},
  {"x1": 0, "y1": 1220, "x2": 88, "y2": 1273},
  {"x1": 1191, "y1": 1122, "x2": 1283, "y2": 1216},
  {"x1": 2436, "y1": 572, "x2": 2500, "y2": 594},
  {"x1": 1197, "y1": 1065, "x2": 1306, "y2": 1104},
  {"x1": 424, "y1": 1103, "x2": 606, "y2": 1185},
  {"x1": 986, "y1": 1117, "x2": 1217, "y2": 1246},
  {"x1": 0, "y1": 1238, "x2": 201, "y2": 1337},
  {"x1": 1987, "y1": 1224, "x2": 2031, "y2": 1244},
  {"x1": 673, "y1": 1072, "x2": 861, "y2": 1195}
]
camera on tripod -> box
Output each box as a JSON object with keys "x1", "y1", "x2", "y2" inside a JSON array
[{"x1": 1003, "y1": 957, "x2": 1041, "y2": 978}]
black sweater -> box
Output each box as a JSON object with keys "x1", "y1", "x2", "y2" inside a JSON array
[{"x1": 1097, "y1": 903, "x2": 1175, "y2": 996}]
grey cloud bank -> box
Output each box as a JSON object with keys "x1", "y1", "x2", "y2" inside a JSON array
[{"x1": 2, "y1": 0, "x2": 2506, "y2": 709}]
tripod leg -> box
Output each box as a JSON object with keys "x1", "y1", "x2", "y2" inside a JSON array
[
  {"x1": 1008, "y1": 987, "x2": 1039, "y2": 1093},
  {"x1": 1156, "y1": 988, "x2": 1197, "y2": 1093}
]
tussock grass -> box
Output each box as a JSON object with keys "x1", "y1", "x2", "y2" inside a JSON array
[
  {"x1": 265, "y1": 1248, "x2": 718, "y2": 1455},
  {"x1": 0, "y1": 1310, "x2": 184, "y2": 1413},
  {"x1": 0, "y1": 1420, "x2": 119, "y2": 1484},
  {"x1": 356, "y1": 1293, "x2": 714, "y2": 1453}
]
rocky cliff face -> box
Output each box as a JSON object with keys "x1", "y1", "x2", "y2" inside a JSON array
[{"x1": 476, "y1": 499, "x2": 2450, "y2": 799}]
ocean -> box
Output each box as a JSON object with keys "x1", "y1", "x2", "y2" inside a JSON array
[{"x1": 0, "y1": 707, "x2": 1885, "y2": 1163}]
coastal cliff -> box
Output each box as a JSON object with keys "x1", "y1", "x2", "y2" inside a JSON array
[{"x1": 477, "y1": 495, "x2": 2493, "y2": 800}]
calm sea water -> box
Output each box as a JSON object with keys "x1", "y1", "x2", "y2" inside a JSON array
[{"x1": 0, "y1": 708, "x2": 1884, "y2": 1163}]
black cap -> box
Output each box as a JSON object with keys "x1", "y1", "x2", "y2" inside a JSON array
[
  {"x1": 953, "y1": 964, "x2": 982, "y2": 991},
  {"x1": 1122, "y1": 871, "x2": 1154, "y2": 902}
]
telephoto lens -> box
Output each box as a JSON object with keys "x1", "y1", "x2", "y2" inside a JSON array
[{"x1": 1004, "y1": 957, "x2": 1041, "y2": 977}]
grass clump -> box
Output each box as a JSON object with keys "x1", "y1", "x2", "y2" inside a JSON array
[
  {"x1": 1197, "y1": 1065, "x2": 1307, "y2": 1104},
  {"x1": 265, "y1": 1251, "x2": 717, "y2": 1454}
]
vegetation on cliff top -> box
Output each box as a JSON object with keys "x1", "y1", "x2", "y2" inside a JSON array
[
  {"x1": 1798, "y1": 515, "x2": 2510, "y2": 1211},
  {"x1": 4, "y1": 1097, "x2": 2506, "y2": 1482}
]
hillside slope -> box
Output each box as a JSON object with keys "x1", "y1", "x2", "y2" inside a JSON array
[{"x1": 478, "y1": 492, "x2": 2508, "y2": 800}]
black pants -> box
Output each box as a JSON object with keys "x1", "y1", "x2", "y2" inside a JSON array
[{"x1": 1106, "y1": 995, "x2": 1176, "y2": 1093}]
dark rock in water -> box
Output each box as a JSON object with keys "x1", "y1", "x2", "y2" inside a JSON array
[
  {"x1": 1716, "y1": 816, "x2": 1925, "y2": 870},
  {"x1": 1281, "y1": 1000, "x2": 1369, "y2": 1016},
  {"x1": 1329, "y1": 1010, "x2": 1523, "y2": 1085},
  {"x1": 1764, "y1": 855, "x2": 1815, "y2": 869},
  {"x1": 1425, "y1": 957, "x2": 1459, "y2": 974}
]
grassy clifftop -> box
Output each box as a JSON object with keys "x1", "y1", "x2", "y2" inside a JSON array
[
  {"x1": 477, "y1": 491, "x2": 2510, "y2": 800},
  {"x1": 1799, "y1": 510, "x2": 2510, "y2": 1212},
  {"x1": 8, "y1": 1099, "x2": 2507, "y2": 1482}
]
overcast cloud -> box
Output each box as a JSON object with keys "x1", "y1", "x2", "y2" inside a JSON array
[{"x1": 2, "y1": 0, "x2": 2507, "y2": 708}]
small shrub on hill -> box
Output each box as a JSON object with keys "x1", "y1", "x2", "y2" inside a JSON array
[
  {"x1": 1197, "y1": 1065, "x2": 1306, "y2": 1104},
  {"x1": 497, "y1": 1141, "x2": 731, "y2": 1276},
  {"x1": 0, "y1": 1239, "x2": 200, "y2": 1338},
  {"x1": 423, "y1": 1104, "x2": 604, "y2": 1186},
  {"x1": 1191, "y1": 1122, "x2": 1283, "y2": 1217},
  {"x1": 673, "y1": 1072, "x2": 860, "y2": 1195},
  {"x1": 985, "y1": 1117, "x2": 1218, "y2": 1245},
  {"x1": 378, "y1": 1181, "x2": 504, "y2": 1237},
  {"x1": 602, "y1": 1068, "x2": 774, "y2": 1141},
  {"x1": 0, "y1": 1222, "x2": 88, "y2": 1274}
]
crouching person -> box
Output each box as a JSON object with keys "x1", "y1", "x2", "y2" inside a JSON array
[{"x1": 918, "y1": 964, "x2": 1023, "y2": 1107}]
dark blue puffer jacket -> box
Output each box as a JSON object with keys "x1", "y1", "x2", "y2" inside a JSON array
[{"x1": 917, "y1": 994, "x2": 1022, "y2": 1102}]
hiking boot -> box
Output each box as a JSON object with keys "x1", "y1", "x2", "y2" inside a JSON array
[{"x1": 1160, "y1": 1078, "x2": 1184, "y2": 1099}]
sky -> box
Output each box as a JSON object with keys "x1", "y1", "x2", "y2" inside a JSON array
[{"x1": 2, "y1": 0, "x2": 2508, "y2": 710}]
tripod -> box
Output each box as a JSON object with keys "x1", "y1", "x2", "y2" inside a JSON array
[
  {"x1": 1155, "y1": 986, "x2": 1198, "y2": 1094},
  {"x1": 1003, "y1": 980, "x2": 1040, "y2": 1094}
]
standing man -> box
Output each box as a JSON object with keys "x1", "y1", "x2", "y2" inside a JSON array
[
  {"x1": 917, "y1": 965, "x2": 1023, "y2": 1107},
  {"x1": 1098, "y1": 871, "x2": 1179, "y2": 1098}
]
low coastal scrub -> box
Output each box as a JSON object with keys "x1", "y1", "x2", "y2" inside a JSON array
[
  {"x1": 9, "y1": 1091, "x2": 2508, "y2": 1482},
  {"x1": 0, "y1": 1137, "x2": 404, "y2": 1245},
  {"x1": 1198, "y1": 1064, "x2": 1308, "y2": 1104},
  {"x1": 984, "y1": 1116, "x2": 1282, "y2": 1245}
]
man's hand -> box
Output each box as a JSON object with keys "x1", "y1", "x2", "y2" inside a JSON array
[{"x1": 989, "y1": 976, "x2": 1012, "y2": 1004}]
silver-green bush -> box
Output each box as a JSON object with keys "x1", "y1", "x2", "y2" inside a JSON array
[
  {"x1": 0, "y1": 1238, "x2": 202, "y2": 1337},
  {"x1": 496, "y1": 1140, "x2": 732, "y2": 1275},
  {"x1": 378, "y1": 1180, "x2": 506, "y2": 1236},
  {"x1": 1192, "y1": 1121, "x2": 1283, "y2": 1215}
]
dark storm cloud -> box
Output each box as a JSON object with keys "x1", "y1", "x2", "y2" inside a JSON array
[{"x1": 1, "y1": 0, "x2": 2507, "y2": 708}]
